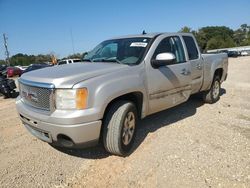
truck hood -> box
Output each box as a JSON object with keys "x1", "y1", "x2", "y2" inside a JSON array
[{"x1": 21, "y1": 63, "x2": 127, "y2": 88}]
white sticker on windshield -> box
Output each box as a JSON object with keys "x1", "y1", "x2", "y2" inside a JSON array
[{"x1": 130, "y1": 42, "x2": 148, "y2": 47}]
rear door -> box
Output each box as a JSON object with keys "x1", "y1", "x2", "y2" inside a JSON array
[
  {"x1": 182, "y1": 35, "x2": 203, "y2": 93},
  {"x1": 145, "y1": 35, "x2": 192, "y2": 115}
]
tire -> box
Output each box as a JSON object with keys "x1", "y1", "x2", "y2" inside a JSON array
[
  {"x1": 103, "y1": 100, "x2": 138, "y2": 156},
  {"x1": 203, "y1": 75, "x2": 221, "y2": 104}
]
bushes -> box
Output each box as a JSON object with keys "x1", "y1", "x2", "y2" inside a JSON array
[{"x1": 180, "y1": 24, "x2": 250, "y2": 52}]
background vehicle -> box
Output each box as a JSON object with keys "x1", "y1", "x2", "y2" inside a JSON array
[
  {"x1": 217, "y1": 50, "x2": 228, "y2": 54},
  {"x1": 57, "y1": 59, "x2": 81, "y2": 65},
  {"x1": 0, "y1": 65, "x2": 17, "y2": 98},
  {"x1": 0, "y1": 65, "x2": 8, "y2": 77},
  {"x1": 227, "y1": 51, "x2": 238, "y2": 57},
  {"x1": 241, "y1": 51, "x2": 249, "y2": 56},
  {"x1": 22, "y1": 64, "x2": 51, "y2": 74},
  {"x1": 15, "y1": 65, "x2": 28, "y2": 71},
  {"x1": 7, "y1": 66, "x2": 22, "y2": 77},
  {"x1": 16, "y1": 33, "x2": 228, "y2": 156}
]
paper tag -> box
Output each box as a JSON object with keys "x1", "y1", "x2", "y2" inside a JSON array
[{"x1": 130, "y1": 42, "x2": 148, "y2": 47}]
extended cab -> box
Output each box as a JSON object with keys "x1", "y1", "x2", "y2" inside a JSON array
[{"x1": 16, "y1": 33, "x2": 228, "y2": 156}]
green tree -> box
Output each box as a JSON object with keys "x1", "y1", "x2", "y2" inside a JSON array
[
  {"x1": 194, "y1": 26, "x2": 235, "y2": 51},
  {"x1": 9, "y1": 53, "x2": 52, "y2": 66},
  {"x1": 66, "y1": 53, "x2": 83, "y2": 59},
  {"x1": 234, "y1": 29, "x2": 245, "y2": 46},
  {"x1": 233, "y1": 24, "x2": 250, "y2": 46},
  {"x1": 0, "y1": 60, "x2": 6, "y2": 65},
  {"x1": 207, "y1": 35, "x2": 235, "y2": 50},
  {"x1": 179, "y1": 26, "x2": 192, "y2": 33},
  {"x1": 240, "y1": 24, "x2": 248, "y2": 34},
  {"x1": 206, "y1": 37, "x2": 224, "y2": 50}
]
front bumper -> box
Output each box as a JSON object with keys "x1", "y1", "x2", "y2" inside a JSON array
[{"x1": 16, "y1": 97, "x2": 102, "y2": 148}]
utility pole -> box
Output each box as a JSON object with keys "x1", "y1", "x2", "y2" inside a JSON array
[{"x1": 3, "y1": 33, "x2": 10, "y2": 66}]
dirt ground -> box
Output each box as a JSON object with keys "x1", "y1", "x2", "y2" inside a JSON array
[{"x1": 0, "y1": 57, "x2": 249, "y2": 188}]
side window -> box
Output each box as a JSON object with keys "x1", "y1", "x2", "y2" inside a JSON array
[
  {"x1": 183, "y1": 36, "x2": 199, "y2": 60},
  {"x1": 172, "y1": 37, "x2": 186, "y2": 63},
  {"x1": 152, "y1": 36, "x2": 186, "y2": 63}
]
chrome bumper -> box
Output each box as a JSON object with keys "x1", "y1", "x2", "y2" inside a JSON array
[{"x1": 16, "y1": 97, "x2": 102, "y2": 147}]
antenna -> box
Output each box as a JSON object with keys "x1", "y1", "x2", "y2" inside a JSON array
[
  {"x1": 3, "y1": 33, "x2": 10, "y2": 66},
  {"x1": 142, "y1": 30, "x2": 147, "y2": 35}
]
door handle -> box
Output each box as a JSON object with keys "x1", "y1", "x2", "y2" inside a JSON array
[
  {"x1": 196, "y1": 63, "x2": 202, "y2": 70},
  {"x1": 181, "y1": 69, "x2": 190, "y2": 76}
]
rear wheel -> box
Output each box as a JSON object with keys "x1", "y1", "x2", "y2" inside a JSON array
[
  {"x1": 103, "y1": 101, "x2": 138, "y2": 156},
  {"x1": 203, "y1": 76, "x2": 221, "y2": 103}
]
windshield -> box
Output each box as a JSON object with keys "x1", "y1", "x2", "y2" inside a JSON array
[{"x1": 83, "y1": 37, "x2": 151, "y2": 65}]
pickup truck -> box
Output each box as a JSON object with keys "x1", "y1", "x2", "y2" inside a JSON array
[{"x1": 16, "y1": 33, "x2": 228, "y2": 156}]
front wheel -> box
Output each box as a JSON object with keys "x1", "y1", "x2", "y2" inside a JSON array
[
  {"x1": 103, "y1": 101, "x2": 138, "y2": 156},
  {"x1": 203, "y1": 76, "x2": 221, "y2": 103}
]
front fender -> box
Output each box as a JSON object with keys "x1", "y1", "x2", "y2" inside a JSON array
[{"x1": 73, "y1": 65, "x2": 148, "y2": 120}]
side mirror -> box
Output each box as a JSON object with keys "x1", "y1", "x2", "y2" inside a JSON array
[{"x1": 151, "y1": 53, "x2": 176, "y2": 68}]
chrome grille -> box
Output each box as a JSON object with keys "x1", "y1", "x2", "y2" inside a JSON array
[{"x1": 19, "y1": 82, "x2": 53, "y2": 111}]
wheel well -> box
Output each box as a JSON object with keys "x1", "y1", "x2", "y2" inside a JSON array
[
  {"x1": 214, "y1": 68, "x2": 223, "y2": 80},
  {"x1": 103, "y1": 92, "x2": 143, "y2": 120}
]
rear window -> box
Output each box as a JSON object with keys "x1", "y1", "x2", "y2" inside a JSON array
[{"x1": 183, "y1": 36, "x2": 199, "y2": 60}]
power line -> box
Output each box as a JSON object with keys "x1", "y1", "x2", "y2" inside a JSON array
[{"x1": 3, "y1": 33, "x2": 10, "y2": 66}]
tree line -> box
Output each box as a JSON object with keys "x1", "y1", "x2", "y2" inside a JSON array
[
  {"x1": 180, "y1": 24, "x2": 250, "y2": 52},
  {"x1": 1, "y1": 24, "x2": 250, "y2": 66},
  {"x1": 0, "y1": 53, "x2": 84, "y2": 66}
]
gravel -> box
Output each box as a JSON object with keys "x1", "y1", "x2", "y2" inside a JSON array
[{"x1": 0, "y1": 57, "x2": 249, "y2": 188}]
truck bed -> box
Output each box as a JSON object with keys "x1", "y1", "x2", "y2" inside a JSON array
[{"x1": 201, "y1": 53, "x2": 228, "y2": 91}]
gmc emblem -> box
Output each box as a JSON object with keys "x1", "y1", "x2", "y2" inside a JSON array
[{"x1": 22, "y1": 89, "x2": 38, "y2": 103}]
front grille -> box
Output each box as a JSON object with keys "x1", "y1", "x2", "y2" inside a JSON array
[{"x1": 19, "y1": 82, "x2": 54, "y2": 111}]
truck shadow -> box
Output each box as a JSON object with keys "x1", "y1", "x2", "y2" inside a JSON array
[
  {"x1": 52, "y1": 89, "x2": 225, "y2": 159},
  {"x1": 132, "y1": 96, "x2": 203, "y2": 153}
]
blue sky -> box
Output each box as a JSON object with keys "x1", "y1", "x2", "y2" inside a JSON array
[{"x1": 0, "y1": 0, "x2": 250, "y2": 59}]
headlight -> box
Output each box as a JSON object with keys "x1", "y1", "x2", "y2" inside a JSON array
[{"x1": 55, "y1": 88, "x2": 88, "y2": 110}]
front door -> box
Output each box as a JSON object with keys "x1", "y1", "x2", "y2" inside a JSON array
[{"x1": 145, "y1": 35, "x2": 192, "y2": 115}]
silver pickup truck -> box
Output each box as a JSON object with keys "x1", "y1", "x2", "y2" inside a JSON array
[{"x1": 16, "y1": 33, "x2": 228, "y2": 156}]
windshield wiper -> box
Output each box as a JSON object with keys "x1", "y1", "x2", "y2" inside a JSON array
[{"x1": 98, "y1": 59, "x2": 123, "y2": 64}]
